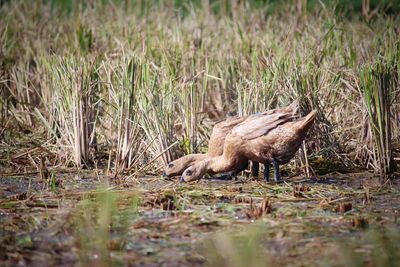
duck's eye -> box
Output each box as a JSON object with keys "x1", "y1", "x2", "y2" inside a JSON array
[
  {"x1": 186, "y1": 170, "x2": 192, "y2": 176},
  {"x1": 168, "y1": 163, "x2": 174, "y2": 168}
]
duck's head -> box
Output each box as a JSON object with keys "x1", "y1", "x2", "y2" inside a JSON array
[
  {"x1": 164, "y1": 159, "x2": 185, "y2": 177},
  {"x1": 165, "y1": 154, "x2": 208, "y2": 177},
  {"x1": 180, "y1": 162, "x2": 207, "y2": 182}
]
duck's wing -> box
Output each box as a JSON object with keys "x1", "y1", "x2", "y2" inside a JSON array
[
  {"x1": 211, "y1": 100, "x2": 298, "y2": 142},
  {"x1": 231, "y1": 112, "x2": 294, "y2": 140},
  {"x1": 249, "y1": 100, "x2": 299, "y2": 118},
  {"x1": 213, "y1": 116, "x2": 248, "y2": 132}
]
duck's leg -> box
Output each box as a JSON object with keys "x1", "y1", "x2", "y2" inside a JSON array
[
  {"x1": 272, "y1": 158, "x2": 281, "y2": 182},
  {"x1": 251, "y1": 161, "x2": 259, "y2": 177},
  {"x1": 263, "y1": 162, "x2": 270, "y2": 182}
]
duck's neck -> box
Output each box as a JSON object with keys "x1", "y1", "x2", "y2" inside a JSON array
[
  {"x1": 201, "y1": 156, "x2": 235, "y2": 174},
  {"x1": 184, "y1": 154, "x2": 208, "y2": 164}
]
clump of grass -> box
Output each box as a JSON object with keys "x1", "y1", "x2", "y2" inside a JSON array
[
  {"x1": 2, "y1": 63, "x2": 39, "y2": 129},
  {"x1": 37, "y1": 56, "x2": 99, "y2": 168},
  {"x1": 359, "y1": 60, "x2": 397, "y2": 181},
  {"x1": 103, "y1": 56, "x2": 144, "y2": 176},
  {"x1": 136, "y1": 63, "x2": 178, "y2": 169},
  {"x1": 245, "y1": 198, "x2": 273, "y2": 219}
]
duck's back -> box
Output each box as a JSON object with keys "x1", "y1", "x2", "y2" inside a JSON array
[
  {"x1": 231, "y1": 112, "x2": 295, "y2": 140},
  {"x1": 207, "y1": 100, "x2": 300, "y2": 157}
]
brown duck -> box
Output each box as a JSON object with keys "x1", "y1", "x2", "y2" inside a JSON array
[
  {"x1": 164, "y1": 115, "x2": 247, "y2": 177},
  {"x1": 180, "y1": 109, "x2": 316, "y2": 182},
  {"x1": 164, "y1": 101, "x2": 299, "y2": 178}
]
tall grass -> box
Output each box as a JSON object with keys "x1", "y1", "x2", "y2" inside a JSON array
[
  {"x1": 37, "y1": 56, "x2": 99, "y2": 168},
  {"x1": 103, "y1": 56, "x2": 144, "y2": 175},
  {"x1": 0, "y1": 0, "x2": 399, "y2": 176},
  {"x1": 359, "y1": 60, "x2": 397, "y2": 181},
  {"x1": 136, "y1": 63, "x2": 177, "y2": 169},
  {"x1": 5, "y1": 64, "x2": 39, "y2": 128}
]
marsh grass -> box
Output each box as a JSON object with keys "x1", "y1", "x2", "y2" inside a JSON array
[
  {"x1": 4, "y1": 64, "x2": 39, "y2": 128},
  {"x1": 136, "y1": 63, "x2": 178, "y2": 168},
  {"x1": 359, "y1": 60, "x2": 397, "y2": 181},
  {"x1": 35, "y1": 56, "x2": 99, "y2": 168},
  {"x1": 103, "y1": 56, "x2": 144, "y2": 175},
  {"x1": 0, "y1": 0, "x2": 399, "y2": 177}
]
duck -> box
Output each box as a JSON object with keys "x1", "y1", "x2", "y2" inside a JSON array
[
  {"x1": 164, "y1": 115, "x2": 248, "y2": 177},
  {"x1": 180, "y1": 109, "x2": 316, "y2": 182},
  {"x1": 164, "y1": 101, "x2": 299, "y2": 178}
]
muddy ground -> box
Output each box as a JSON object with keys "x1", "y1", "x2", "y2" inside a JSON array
[{"x1": 1, "y1": 171, "x2": 399, "y2": 266}]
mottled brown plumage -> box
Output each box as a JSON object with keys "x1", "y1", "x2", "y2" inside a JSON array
[
  {"x1": 181, "y1": 110, "x2": 316, "y2": 182},
  {"x1": 164, "y1": 101, "x2": 299, "y2": 177}
]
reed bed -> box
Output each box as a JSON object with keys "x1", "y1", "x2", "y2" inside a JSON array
[{"x1": 0, "y1": 0, "x2": 399, "y2": 181}]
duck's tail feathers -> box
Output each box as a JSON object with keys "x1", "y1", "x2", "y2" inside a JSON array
[
  {"x1": 288, "y1": 100, "x2": 299, "y2": 115},
  {"x1": 279, "y1": 100, "x2": 299, "y2": 115},
  {"x1": 287, "y1": 100, "x2": 299, "y2": 110},
  {"x1": 298, "y1": 110, "x2": 317, "y2": 131}
]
